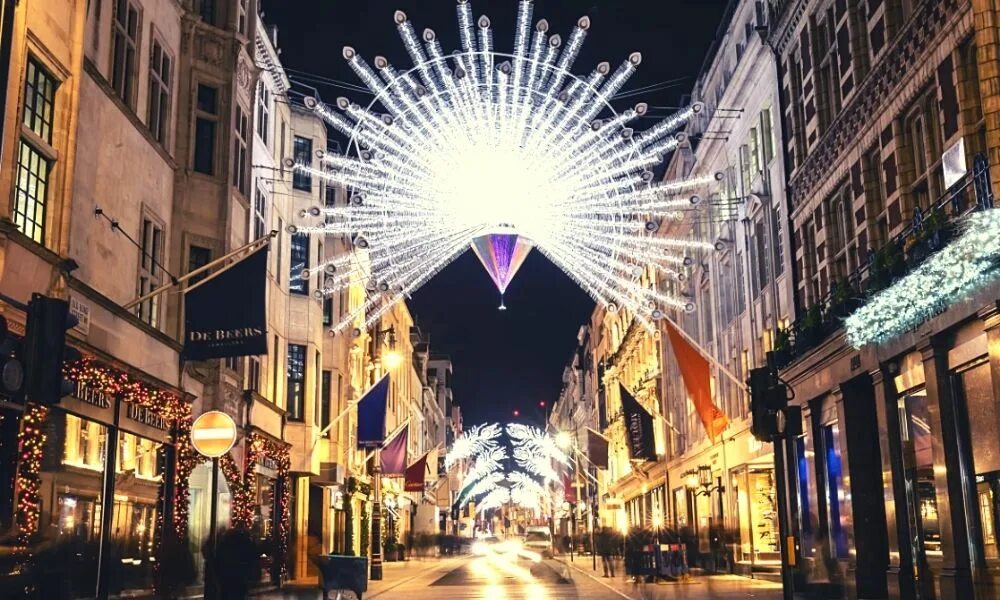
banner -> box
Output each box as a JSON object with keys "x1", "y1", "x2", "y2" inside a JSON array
[
  {"x1": 357, "y1": 375, "x2": 390, "y2": 449},
  {"x1": 620, "y1": 384, "x2": 656, "y2": 462},
  {"x1": 586, "y1": 427, "x2": 609, "y2": 469},
  {"x1": 380, "y1": 421, "x2": 409, "y2": 476},
  {"x1": 404, "y1": 453, "x2": 430, "y2": 492},
  {"x1": 183, "y1": 247, "x2": 268, "y2": 360},
  {"x1": 664, "y1": 319, "x2": 730, "y2": 442}
]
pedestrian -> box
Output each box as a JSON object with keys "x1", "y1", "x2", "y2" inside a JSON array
[{"x1": 596, "y1": 527, "x2": 615, "y2": 578}]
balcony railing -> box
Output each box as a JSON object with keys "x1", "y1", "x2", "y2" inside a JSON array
[{"x1": 772, "y1": 154, "x2": 995, "y2": 368}]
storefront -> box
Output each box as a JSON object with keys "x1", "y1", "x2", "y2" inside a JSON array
[
  {"x1": 730, "y1": 463, "x2": 780, "y2": 571},
  {"x1": 31, "y1": 357, "x2": 192, "y2": 598}
]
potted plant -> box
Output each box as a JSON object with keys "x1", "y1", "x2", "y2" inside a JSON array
[
  {"x1": 797, "y1": 304, "x2": 824, "y2": 348},
  {"x1": 771, "y1": 327, "x2": 792, "y2": 367}
]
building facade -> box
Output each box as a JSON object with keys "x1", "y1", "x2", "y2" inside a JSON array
[{"x1": 766, "y1": 0, "x2": 1000, "y2": 598}]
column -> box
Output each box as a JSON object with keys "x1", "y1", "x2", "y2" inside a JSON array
[
  {"x1": 920, "y1": 338, "x2": 974, "y2": 600},
  {"x1": 872, "y1": 364, "x2": 916, "y2": 599},
  {"x1": 972, "y1": 0, "x2": 1000, "y2": 187}
]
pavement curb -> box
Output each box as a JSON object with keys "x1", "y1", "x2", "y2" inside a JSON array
[{"x1": 559, "y1": 558, "x2": 637, "y2": 600}]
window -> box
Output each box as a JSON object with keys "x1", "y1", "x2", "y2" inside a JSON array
[
  {"x1": 279, "y1": 119, "x2": 287, "y2": 175},
  {"x1": 199, "y1": 0, "x2": 216, "y2": 26},
  {"x1": 289, "y1": 232, "x2": 309, "y2": 295},
  {"x1": 136, "y1": 217, "x2": 164, "y2": 327},
  {"x1": 271, "y1": 334, "x2": 280, "y2": 403},
  {"x1": 252, "y1": 182, "x2": 267, "y2": 240},
  {"x1": 771, "y1": 204, "x2": 784, "y2": 277},
  {"x1": 761, "y1": 107, "x2": 775, "y2": 164},
  {"x1": 314, "y1": 352, "x2": 323, "y2": 426},
  {"x1": 193, "y1": 84, "x2": 218, "y2": 174},
  {"x1": 188, "y1": 245, "x2": 211, "y2": 285},
  {"x1": 111, "y1": 0, "x2": 140, "y2": 107},
  {"x1": 739, "y1": 144, "x2": 751, "y2": 195},
  {"x1": 287, "y1": 343, "x2": 306, "y2": 421},
  {"x1": 147, "y1": 38, "x2": 171, "y2": 144},
  {"x1": 233, "y1": 105, "x2": 249, "y2": 196},
  {"x1": 749, "y1": 127, "x2": 760, "y2": 180},
  {"x1": 14, "y1": 59, "x2": 58, "y2": 244},
  {"x1": 237, "y1": 0, "x2": 248, "y2": 35},
  {"x1": 323, "y1": 297, "x2": 333, "y2": 326},
  {"x1": 248, "y1": 356, "x2": 261, "y2": 393},
  {"x1": 256, "y1": 81, "x2": 270, "y2": 146},
  {"x1": 293, "y1": 136, "x2": 313, "y2": 191},
  {"x1": 276, "y1": 218, "x2": 284, "y2": 284}
]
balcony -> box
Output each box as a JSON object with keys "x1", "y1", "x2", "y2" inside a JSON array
[{"x1": 773, "y1": 154, "x2": 995, "y2": 368}]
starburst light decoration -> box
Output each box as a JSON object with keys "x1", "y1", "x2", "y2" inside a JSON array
[
  {"x1": 293, "y1": 0, "x2": 719, "y2": 334},
  {"x1": 507, "y1": 424, "x2": 567, "y2": 483},
  {"x1": 445, "y1": 422, "x2": 502, "y2": 471}
]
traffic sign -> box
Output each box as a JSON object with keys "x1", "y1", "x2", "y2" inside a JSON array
[{"x1": 190, "y1": 410, "x2": 238, "y2": 457}]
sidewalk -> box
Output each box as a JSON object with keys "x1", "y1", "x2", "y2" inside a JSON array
[{"x1": 558, "y1": 555, "x2": 784, "y2": 600}]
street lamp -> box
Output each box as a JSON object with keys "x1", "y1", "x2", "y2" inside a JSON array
[{"x1": 555, "y1": 431, "x2": 573, "y2": 450}]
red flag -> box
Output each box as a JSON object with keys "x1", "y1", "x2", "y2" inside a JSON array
[
  {"x1": 664, "y1": 319, "x2": 729, "y2": 442},
  {"x1": 404, "y1": 453, "x2": 430, "y2": 492},
  {"x1": 563, "y1": 472, "x2": 578, "y2": 504},
  {"x1": 380, "y1": 422, "x2": 408, "y2": 476}
]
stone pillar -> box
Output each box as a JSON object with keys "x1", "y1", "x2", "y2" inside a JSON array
[
  {"x1": 871, "y1": 365, "x2": 916, "y2": 599},
  {"x1": 920, "y1": 339, "x2": 974, "y2": 600}
]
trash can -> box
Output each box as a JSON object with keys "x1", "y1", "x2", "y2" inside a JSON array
[{"x1": 313, "y1": 555, "x2": 368, "y2": 600}]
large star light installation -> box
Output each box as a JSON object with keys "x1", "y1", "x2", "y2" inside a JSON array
[{"x1": 293, "y1": 0, "x2": 717, "y2": 333}]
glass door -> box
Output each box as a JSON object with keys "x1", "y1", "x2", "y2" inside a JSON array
[{"x1": 898, "y1": 388, "x2": 940, "y2": 599}]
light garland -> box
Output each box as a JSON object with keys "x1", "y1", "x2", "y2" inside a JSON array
[
  {"x1": 506, "y1": 423, "x2": 566, "y2": 483},
  {"x1": 845, "y1": 209, "x2": 1000, "y2": 347},
  {"x1": 445, "y1": 422, "x2": 502, "y2": 470},
  {"x1": 294, "y1": 1, "x2": 717, "y2": 334},
  {"x1": 15, "y1": 404, "x2": 48, "y2": 546}
]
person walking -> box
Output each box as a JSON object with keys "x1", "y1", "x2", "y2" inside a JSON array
[{"x1": 596, "y1": 527, "x2": 616, "y2": 578}]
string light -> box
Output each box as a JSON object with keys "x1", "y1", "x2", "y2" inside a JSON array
[
  {"x1": 845, "y1": 209, "x2": 1000, "y2": 347},
  {"x1": 15, "y1": 404, "x2": 48, "y2": 546},
  {"x1": 295, "y1": 1, "x2": 715, "y2": 335}
]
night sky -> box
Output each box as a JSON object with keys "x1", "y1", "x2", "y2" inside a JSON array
[{"x1": 262, "y1": 0, "x2": 730, "y2": 426}]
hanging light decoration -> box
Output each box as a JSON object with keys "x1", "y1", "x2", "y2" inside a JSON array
[{"x1": 295, "y1": 0, "x2": 718, "y2": 333}]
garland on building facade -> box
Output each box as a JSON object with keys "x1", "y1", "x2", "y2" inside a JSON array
[
  {"x1": 15, "y1": 404, "x2": 48, "y2": 546},
  {"x1": 218, "y1": 432, "x2": 292, "y2": 578},
  {"x1": 62, "y1": 357, "x2": 194, "y2": 596}
]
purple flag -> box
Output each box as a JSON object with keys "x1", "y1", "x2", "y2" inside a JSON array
[{"x1": 380, "y1": 423, "x2": 409, "y2": 476}]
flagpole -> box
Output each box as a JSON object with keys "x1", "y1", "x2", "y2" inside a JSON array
[
  {"x1": 371, "y1": 447, "x2": 384, "y2": 580},
  {"x1": 123, "y1": 231, "x2": 275, "y2": 310},
  {"x1": 663, "y1": 314, "x2": 746, "y2": 391}
]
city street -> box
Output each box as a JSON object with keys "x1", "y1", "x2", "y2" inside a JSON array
[{"x1": 270, "y1": 556, "x2": 783, "y2": 600}]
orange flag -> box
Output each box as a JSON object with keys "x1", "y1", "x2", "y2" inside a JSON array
[{"x1": 664, "y1": 319, "x2": 729, "y2": 441}]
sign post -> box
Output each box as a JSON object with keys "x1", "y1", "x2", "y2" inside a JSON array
[{"x1": 190, "y1": 411, "x2": 238, "y2": 600}]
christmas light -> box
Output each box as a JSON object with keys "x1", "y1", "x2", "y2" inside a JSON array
[
  {"x1": 445, "y1": 422, "x2": 502, "y2": 470},
  {"x1": 506, "y1": 424, "x2": 567, "y2": 483},
  {"x1": 845, "y1": 209, "x2": 1000, "y2": 347},
  {"x1": 296, "y1": 1, "x2": 715, "y2": 334},
  {"x1": 15, "y1": 404, "x2": 48, "y2": 546}
]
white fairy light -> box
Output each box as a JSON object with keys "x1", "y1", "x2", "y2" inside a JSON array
[
  {"x1": 295, "y1": 1, "x2": 715, "y2": 332},
  {"x1": 845, "y1": 209, "x2": 1000, "y2": 348},
  {"x1": 445, "y1": 423, "x2": 502, "y2": 471}
]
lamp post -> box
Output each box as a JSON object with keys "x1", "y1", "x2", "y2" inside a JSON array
[
  {"x1": 685, "y1": 465, "x2": 726, "y2": 573},
  {"x1": 368, "y1": 323, "x2": 402, "y2": 581}
]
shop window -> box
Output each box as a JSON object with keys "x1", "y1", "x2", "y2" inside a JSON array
[
  {"x1": 954, "y1": 359, "x2": 1000, "y2": 561},
  {"x1": 320, "y1": 370, "x2": 332, "y2": 435},
  {"x1": 287, "y1": 343, "x2": 306, "y2": 421},
  {"x1": 57, "y1": 494, "x2": 101, "y2": 540},
  {"x1": 63, "y1": 414, "x2": 108, "y2": 470},
  {"x1": 111, "y1": 0, "x2": 141, "y2": 108},
  {"x1": 822, "y1": 424, "x2": 849, "y2": 559},
  {"x1": 898, "y1": 388, "x2": 942, "y2": 558}
]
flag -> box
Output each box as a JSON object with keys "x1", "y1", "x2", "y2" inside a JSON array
[
  {"x1": 357, "y1": 374, "x2": 389, "y2": 448},
  {"x1": 664, "y1": 319, "x2": 730, "y2": 441},
  {"x1": 183, "y1": 247, "x2": 268, "y2": 360},
  {"x1": 586, "y1": 428, "x2": 609, "y2": 469},
  {"x1": 380, "y1": 421, "x2": 409, "y2": 476},
  {"x1": 620, "y1": 384, "x2": 657, "y2": 461},
  {"x1": 405, "y1": 452, "x2": 430, "y2": 492},
  {"x1": 563, "y1": 472, "x2": 578, "y2": 504}
]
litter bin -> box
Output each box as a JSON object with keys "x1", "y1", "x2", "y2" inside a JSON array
[{"x1": 313, "y1": 555, "x2": 368, "y2": 600}]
